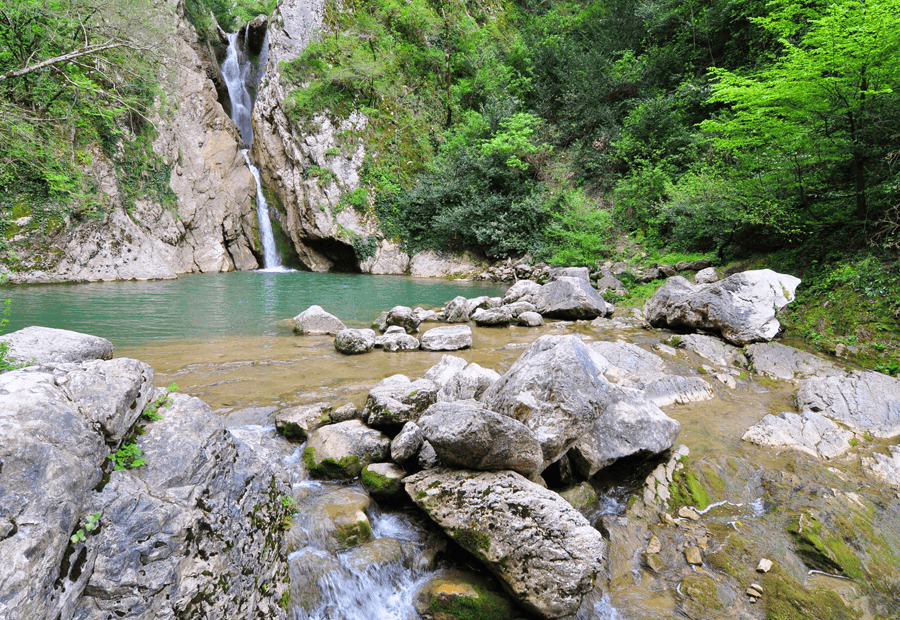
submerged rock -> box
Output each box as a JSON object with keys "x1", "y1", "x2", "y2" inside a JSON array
[
  {"x1": 418, "y1": 401, "x2": 544, "y2": 476},
  {"x1": 482, "y1": 335, "x2": 611, "y2": 468},
  {"x1": 0, "y1": 326, "x2": 114, "y2": 366},
  {"x1": 293, "y1": 305, "x2": 346, "y2": 335},
  {"x1": 406, "y1": 469, "x2": 606, "y2": 619},
  {"x1": 644, "y1": 269, "x2": 801, "y2": 345}
]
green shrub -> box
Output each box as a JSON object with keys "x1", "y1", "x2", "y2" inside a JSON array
[{"x1": 543, "y1": 188, "x2": 614, "y2": 266}]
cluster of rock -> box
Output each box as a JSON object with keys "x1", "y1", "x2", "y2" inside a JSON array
[
  {"x1": 0, "y1": 328, "x2": 292, "y2": 620},
  {"x1": 273, "y1": 332, "x2": 716, "y2": 617},
  {"x1": 478, "y1": 257, "x2": 715, "y2": 284}
]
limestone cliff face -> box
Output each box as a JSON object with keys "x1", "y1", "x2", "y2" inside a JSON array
[
  {"x1": 251, "y1": 0, "x2": 384, "y2": 272},
  {"x1": 8, "y1": 0, "x2": 260, "y2": 283}
]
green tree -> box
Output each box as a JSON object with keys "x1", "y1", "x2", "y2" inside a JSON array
[{"x1": 704, "y1": 0, "x2": 900, "y2": 222}]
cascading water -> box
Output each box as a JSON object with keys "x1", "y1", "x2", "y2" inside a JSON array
[{"x1": 221, "y1": 30, "x2": 287, "y2": 271}]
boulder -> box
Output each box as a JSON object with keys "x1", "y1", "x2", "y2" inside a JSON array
[
  {"x1": 534, "y1": 276, "x2": 612, "y2": 320},
  {"x1": 0, "y1": 326, "x2": 114, "y2": 366},
  {"x1": 745, "y1": 342, "x2": 841, "y2": 382},
  {"x1": 342, "y1": 537, "x2": 405, "y2": 571},
  {"x1": 405, "y1": 469, "x2": 606, "y2": 619},
  {"x1": 288, "y1": 549, "x2": 342, "y2": 612},
  {"x1": 443, "y1": 296, "x2": 472, "y2": 323},
  {"x1": 385, "y1": 305, "x2": 421, "y2": 333},
  {"x1": 303, "y1": 420, "x2": 391, "y2": 478},
  {"x1": 482, "y1": 335, "x2": 611, "y2": 467},
  {"x1": 503, "y1": 279, "x2": 542, "y2": 304},
  {"x1": 558, "y1": 482, "x2": 600, "y2": 516},
  {"x1": 413, "y1": 570, "x2": 513, "y2": 620},
  {"x1": 330, "y1": 402, "x2": 362, "y2": 423},
  {"x1": 417, "y1": 402, "x2": 544, "y2": 475},
  {"x1": 420, "y1": 325, "x2": 474, "y2": 351},
  {"x1": 334, "y1": 328, "x2": 376, "y2": 354},
  {"x1": 361, "y1": 462, "x2": 406, "y2": 499},
  {"x1": 644, "y1": 269, "x2": 801, "y2": 345},
  {"x1": 289, "y1": 487, "x2": 372, "y2": 552},
  {"x1": 694, "y1": 267, "x2": 719, "y2": 284},
  {"x1": 437, "y1": 362, "x2": 500, "y2": 402},
  {"x1": 293, "y1": 305, "x2": 346, "y2": 335},
  {"x1": 418, "y1": 440, "x2": 440, "y2": 469},
  {"x1": 472, "y1": 306, "x2": 515, "y2": 326},
  {"x1": 375, "y1": 330, "x2": 420, "y2": 352},
  {"x1": 796, "y1": 370, "x2": 900, "y2": 438},
  {"x1": 595, "y1": 275, "x2": 627, "y2": 296},
  {"x1": 390, "y1": 421, "x2": 424, "y2": 463},
  {"x1": 466, "y1": 296, "x2": 502, "y2": 315},
  {"x1": 413, "y1": 307, "x2": 441, "y2": 323},
  {"x1": 568, "y1": 386, "x2": 682, "y2": 478},
  {"x1": 547, "y1": 266, "x2": 591, "y2": 282},
  {"x1": 363, "y1": 374, "x2": 440, "y2": 427},
  {"x1": 518, "y1": 311, "x2": 543, "y2": 327},
  {"x1": 742, "y1": 411, "x2": 854, "y2": 459},
  {"x1": 423, "y1": 355, "x2": 468, "y2": 388},
  {"x1": 502, "y1": 300, "x2": 537, "y2": 317},
  {"x1": 275, "y1": 402, "x2": 332, "y2": 441},
  {"x1": 675, "y1": 259, "x2": 712, "y2": 272}
]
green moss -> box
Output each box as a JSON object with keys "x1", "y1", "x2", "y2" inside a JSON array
[
  {"x1": 335, "y1": 518, "x2": 372, "y2": 549},
  {"x1": 361, "y1": 467, "x2": 400, "y2": 496},
  {"x1": 452, "y1": 528, "x2": 492, "y2": 560},
  {"x1": 705, "y1": 525, "x2": 753, "y2": 580},
  {"x1": 669, "y1": 465, "x2": 710, "y2": 510},
  {"x1": 680, "y1": 574, "x2": 725, "y2": 613},
  {"x1": 763, "y1": 568, "x2": 859, "y2": 620},
  {"x1": 302, "y1": 446, "x2": 363, "y2": 479},
  {"x1": 428, "y1": 583, "x2": 512, "y2": 620},
  {"x1": 787, "y1": 512, "x2": 864, "y2": 581}
]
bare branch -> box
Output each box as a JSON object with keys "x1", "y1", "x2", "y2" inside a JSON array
[{"x1": 0, "y1": 40, "x2": 144, "y2": 82}]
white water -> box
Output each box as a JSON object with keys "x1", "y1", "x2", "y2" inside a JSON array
[{"x1": 221, "y1": 30, "x2": 287, "y2": 271}]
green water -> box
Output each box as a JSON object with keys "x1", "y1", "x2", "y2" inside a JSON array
[{"x1": 0, "y1": 272, "x2": 506, "y2": 347}]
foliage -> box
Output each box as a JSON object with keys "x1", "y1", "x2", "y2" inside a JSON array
[
  {"x1": 542, "y1": 188, "x2": 614, "y2": 266},
  {"x1": 142, "y1": 383, "x2": 178, "y2": 421},
  {"x1": 109, "y1": 442, "x2": 146, "y2": 471},
  {"x1": 70, "y1": 511, "x2": 102, "y2": 544}
]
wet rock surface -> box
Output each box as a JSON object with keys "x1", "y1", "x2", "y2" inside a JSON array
[{"x1": 0, "y1": 326, "x2": 114, "y2": 366}]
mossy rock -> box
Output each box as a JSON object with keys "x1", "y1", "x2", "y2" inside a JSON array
[
  {"x1": 787, "y1": 511, "x2": 864, "y2": 581},
  {"x1": 414, "y1": 570, "x2": 513, "y2": 620},
  {"x1": 680, "y1": 573, "x2": 728, "y2": 615},
  {"x1": 302, "y1": 446, "x2": 363, "y2": 479},
  {"x1": 762, "y1": 567, "x2": 860, "y2": 620},
  {"x1": 361, "y1": 463, "x2": 405, "y2": 499},
  {"x1": 559, "y1": 481, "x2": 599, "y2": 516}
]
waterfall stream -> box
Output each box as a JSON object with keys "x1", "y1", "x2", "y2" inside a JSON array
[{"x1": 221, "y1": 30, "x2": 286, "y2": 271}]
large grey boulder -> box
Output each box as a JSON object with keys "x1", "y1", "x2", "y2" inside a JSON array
[
  {"x1": 746, "y1": 342, "x2": 840, "y2": 382},
  {"x1": 405, "y1": 469, "x2": 606, "y2": 619},
  {"x1": 644, "y1": 269, "x2": 801, "y2": 345},
  {"x1": 293, "y1": 305, "x2": 346, "y2": 335},
  {"x1": 472, "y1": 306, "x2": 514, "y2": 326},
  {"x1": 568, "y1": 386, "x2": 682, "y2": 478},
  {"x1": 420, "y1": 325, "x2": 473, "y2": 351},
  {"x1": 385, "y1": 305, "x2": 421, "y2": 334},
  {"x1": 443, "y1": 296, "x2": 472, "y2": 323},
  {"x1": 363, "y1": 374, "x2": 440, "y2": 427},
  {"x1": 0, "y1": 326, "x2": 114, "y2": 366},
  {"x1": 334, "y1": 328, "x2": 376, "y2": 354},
  {"x1": 482, "y1": 335, "x2": 611, "y2": 467},
  {"x1": 0, "y1": 361, "x2": 291, "y2": 620},
  {"x1": 595, "y1": 275, "x2": 627, "y2": 296},
  {"x1": 303, "y1": 420, "x2": 391, "y2": 478},
  {"x1": 466, "y1": 296, "x2": 502, "y2": 316},
  {"x1": 503, "y1": 279, "x2": 542, "y2": 304},
  {"x1": 437, "y1": 362, "x2": 500, "y2": 402},
  {"x1": 518, "y1": 311, "x2": 543, "y2": 327},
  {"x1": 534, "y1": 276, "x2": 612, "y2": 320},
  {"x1": 417, "y1": 402, "x2": 544, "y2": 475},
  {"x1": 742, "y1": 411, "x2": 854, "y2": 459},
  {"x1": 796, "y1": 370, "x2": 900, "y2": 438}
]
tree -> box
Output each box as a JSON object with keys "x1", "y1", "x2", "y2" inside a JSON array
[{"x1": 703, "y1": 0, "x2": 900, "y2": 222}]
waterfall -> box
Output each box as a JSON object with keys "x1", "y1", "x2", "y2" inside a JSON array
[{"x1": 221, "y1": 29, "x2": 287, "y2": 271}]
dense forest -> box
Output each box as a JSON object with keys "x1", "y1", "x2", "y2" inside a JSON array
[{"x1": 1, "y1": 0, "x2": 899, "y2": 373}]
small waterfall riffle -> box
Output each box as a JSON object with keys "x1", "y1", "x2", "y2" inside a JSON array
[{"x1": 221, "y1": 30, "x2": 288, "y2": 271}]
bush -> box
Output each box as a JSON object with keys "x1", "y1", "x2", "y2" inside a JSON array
[{"x1": 543, "y1": 188, "x2": 614, "y2": 266}]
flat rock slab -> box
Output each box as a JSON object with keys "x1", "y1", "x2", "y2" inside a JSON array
[
  {"x1": 405, "y1": 469, "x2": 606, "y2": 619},
  {"x1": 797, "y1": 370, "x2": 900, "y2": 438},
  {"x1": 420, "y1": 325, "x2": 474, "y2": 351},
  {"x1": 0, "y1": 326, "x2": 114, "y2": 366},
  {"x1": 863, "y1": 446, "x2": 900, "y2": 487},
  {"x1": 742, "y1": 410, "x2": 854, "y2": 459},
  {"x1": 644, "y1": 269, "x2": 801, "y2": 345},
  {"x1": 746, "y1": 342, "x2": 841, "y2": 382}
]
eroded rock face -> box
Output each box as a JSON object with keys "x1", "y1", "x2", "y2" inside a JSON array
[
  {"x1": 0, "y1": 326, "x2": 113, "y2": 366},
  {"x1": 742, "y1": 411, "x2": 854, "y2": 459},
  {"x1": 796, "y1": 371, "x2": 900, "y2": 438},
  {"x1": 417, "y1": 402, "x2": 544, "y2": 475},
  {"x1": 409, "y1": 250, "x2": 487, "y2": 278},
  {"x1": 482, "y1": 335, "x2": 611, "y2": 467},
  {"x1": 405, "y1": 469, "x2": 606, "y2": 619},
  {"x1": 644, "y1": 270, "x2": 801, "y2": 345},
  {"x1": 746, "y1": 342, "x2": 840, "y2": 382},
  {"x1": 251, "y1": 0, "x2": 380, "y2": 272}
]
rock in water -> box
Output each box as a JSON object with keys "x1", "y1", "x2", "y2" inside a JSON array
[
  {"x1": 293, "y1": 305, "x2": 346, "y2": 335},
  {"x1": 796, "y1": 370, "x2": 900, "y2": 438},
  {"x1": 303, "y1": 420, "x2": 390, "y2": 478},
  {"x1": 385, "y1": 305, "x2": 421, "y2": 333},
  {"x1": 644, "y1": 269, "x2": 801, "y2": 345},
  {"x1": 534, "y1": 276, "x2": 612, "y2": 319},
  {"x1": 481, "y1": 335, "x2": 611, "y2": 468},
  {"x1": 405, "y1": 469, "x2": 606, "y2": 619},
  {"x1": 0, "y1": 326, "x2": 114, "y2": 366},
  {"x1": 334, "y1": 328, "x2": 376, "y2": 354},
  {"x1": 417, "y1": 402, "x2": 544, "y2": 475},
  {"x1": 420, "y1": 325, "x2": 474, "y2": 351}
]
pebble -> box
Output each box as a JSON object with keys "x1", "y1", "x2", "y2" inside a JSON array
[
  {"x1": 684, "y1": 546, "x2": 703, "y2": 566},
  {"x1": 646, "y1": 535, "x2": 662, "y2": 555},
  {"x1": 756, "y1": 558, "x2": 773, "y2": 573}
]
